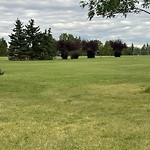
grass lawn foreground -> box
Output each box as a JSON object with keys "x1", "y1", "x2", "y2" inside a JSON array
[{"x1": 0, "y1": 56, "x2": 150, "y2": 150}]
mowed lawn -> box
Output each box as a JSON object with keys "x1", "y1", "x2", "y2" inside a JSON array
[{"x1": 0, "y1": 56, "x2": 150, "y2": 150}]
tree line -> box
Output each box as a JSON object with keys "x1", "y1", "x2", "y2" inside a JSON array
[{"x1": 0, "y1": 19, "x2": 150, "y2": 60}]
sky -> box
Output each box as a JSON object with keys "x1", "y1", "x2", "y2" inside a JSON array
[{"x1": 0, "y1": 0, "x2": 150, "y2": 47}]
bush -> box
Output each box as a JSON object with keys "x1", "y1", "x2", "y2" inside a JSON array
[
  {"x1": 61, "y1": 50, "x2": 68, "y2": 59},
  {"x1": 70, "y1": 51, "x2": 80, "y2": 59}
]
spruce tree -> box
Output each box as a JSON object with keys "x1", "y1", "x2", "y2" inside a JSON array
[
  {"x1": 25, "y1": 19, "x2": 41, "y2": 60},
  {"x1": 0, "y1": 38, "x2": 7, "y2": 56},
  {"x1": 38, "y1": 28, "x2": 57, "y2": 60},
  {"x1": 9, "y1": 19, "x2": 27, "y2": 60}
]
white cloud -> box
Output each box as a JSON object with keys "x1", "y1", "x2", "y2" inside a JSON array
[{"x1": 0, "y1": 0, "x2": 149, "y2": 47}]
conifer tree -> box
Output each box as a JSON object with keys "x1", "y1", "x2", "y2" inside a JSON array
[
  {"x1": 25, "y1": 19, "x2": 41, "y2": 60},
  {"x1": 38, "y1": 28, "x2": 57, "y2": 60},
  {"x1": 9, "y1": 19, "x2": 27, "y2": 60},
  {"x1": 0, "y1": 38, "x2": 7, "y2": 56}
]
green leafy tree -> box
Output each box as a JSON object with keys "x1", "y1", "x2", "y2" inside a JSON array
[
  {"x1": 0, "y1": 38, "x2": 7, "y2": 56},
  {"x1": 100, "y1": 41, "x2": 113, "y2": 56},
  {"x1": 122, "y1": 43, "x2": 134, "y2": 55},
  {"x1": 133, "y1": 46, "x2": 141, "y2": 55},
  {"x1": 25, "y1": 19, "x2": 41, "y2": 60},
  {"x1": 8, "y1": 19, "x2": 27, "y2": 60},
  {"x1": 141, "y1": 44, "x2": 150, "y2": 55},
  {"x1": 80, "y1": 0, "x2": 150, "y2": 20},
  {"x1": 122, "y1": 47, "x2": 133, "y2": 55}
]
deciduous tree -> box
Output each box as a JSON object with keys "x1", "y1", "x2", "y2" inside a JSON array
[
  {"x1": 82, "y1": 40, "x2": 99, "y2": 58},
  {"x1": 109, "y1": 39, "x2": 127, "y2": 57},
  {"x1": 58, "y1": 33, "x2": 81, "y2": 59},
  {"x1": 100, "y1": 41, "x2": 113, "y2": 56},
  {"x1": 80, "y1": 0, "x2": 150, "y2": 20}
]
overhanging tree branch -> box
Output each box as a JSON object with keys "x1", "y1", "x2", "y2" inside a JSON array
[
  {"x1": 80, "y1": 0, "x2": 150, "y2": 19},
  {"x1": 137, "y1": 8, "x2": 150, "y2": 14}
]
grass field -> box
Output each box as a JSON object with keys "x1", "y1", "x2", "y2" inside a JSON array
[{"x1": 0, "y1": 56, "x2": 150, "y2": 150}]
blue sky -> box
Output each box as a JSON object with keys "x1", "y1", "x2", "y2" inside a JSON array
[{"x1": 0, "y1": 0, "x2": 150, "y2": 47}]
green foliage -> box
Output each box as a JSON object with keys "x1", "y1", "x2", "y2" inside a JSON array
[
  {"x1": 25, "y1": 19, "x2": 41, "y2": 59},
  {"x1": 70, "y1": 50, "x2": 80, "y2": 59},
  {"x1": 0, "y1": 38, "x2": 7, "y2": 56},
  {"x1": 122, "y1": 47, "x2": 133, "y2": 55},
  {"x1": 100, "y1": 41, "x2": 113, "y2": 56},
  {"x1": 132, "y1": 44, "x2": 150, "y2": 56},
  {"x1": 141, "y1": 44, "x2": 150, "y2": 55},
  {"x1": 8, "y1": 19, "x2": 57, "y2": 60},
  {"x1": 38, "y1": 29, "x2": 57, "y2": 60},
  {"x1": 80, "y1": 0, "x2": 150, "y2": 20},
  {"x1": 9, "y1": 19, "x2": 27, "y2": 60},
  {"x1": 133, "y1": 47, "x2": 141, "y2": 55}
]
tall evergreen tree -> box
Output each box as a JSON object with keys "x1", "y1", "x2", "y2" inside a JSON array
[
  {"x1": 141, "y1": 44, "x2": 148, "y2": 55},
  {"x1": 8, "y1": 19, "x2": 27, "y2": 60},
  {"x1": 25, "y1": 19, "x2": 41, "y2": 60},
  {"x1": 146, "y1": 43, "x2": 150, "y2": 55},
  {"x1": 0, "y1": 38, "x2": 7, "y2": 56},
  {"x1": 38, "y1": 28, "x2": 57, "y2": 60}
]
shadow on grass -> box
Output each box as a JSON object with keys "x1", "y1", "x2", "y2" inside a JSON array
[
  {"x1": 144, "y1": 86, "x2": 150, "y2": 93},
  {"x1": 0, "y1": 69, "x2": 5, "y2": 75}
]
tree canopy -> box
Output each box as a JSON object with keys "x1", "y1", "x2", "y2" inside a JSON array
[
  {"x1": 9, "y1": 19, "x2": 57, "y2": 60},
  {"x1": 80, "y1": 0, "x2": 150, "y2": 20}
]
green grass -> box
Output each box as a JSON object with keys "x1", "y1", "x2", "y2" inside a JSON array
[{"x1": 0, "y1": 56, "x2": 150, "y2": 150}]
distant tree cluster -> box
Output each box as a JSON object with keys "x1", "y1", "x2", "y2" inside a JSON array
[
  {"x1": 2, "y1": 18, "x2": 149, "y2": 60},
  {"x1": 57, "y1": 33, "x2": 82, "y2": 59},
  {"x1": 57, "y1": 33, "x2": 100, "y2": 59},
  {"x1": 8, "y1": 19, "x2": 100, "y2": 60},
  {"x1": 100, "y1": 42, "x2": 150, "y2": 56},
  {"x1": 132, "y1": 43, "x2": 150, "y2": 55}
]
